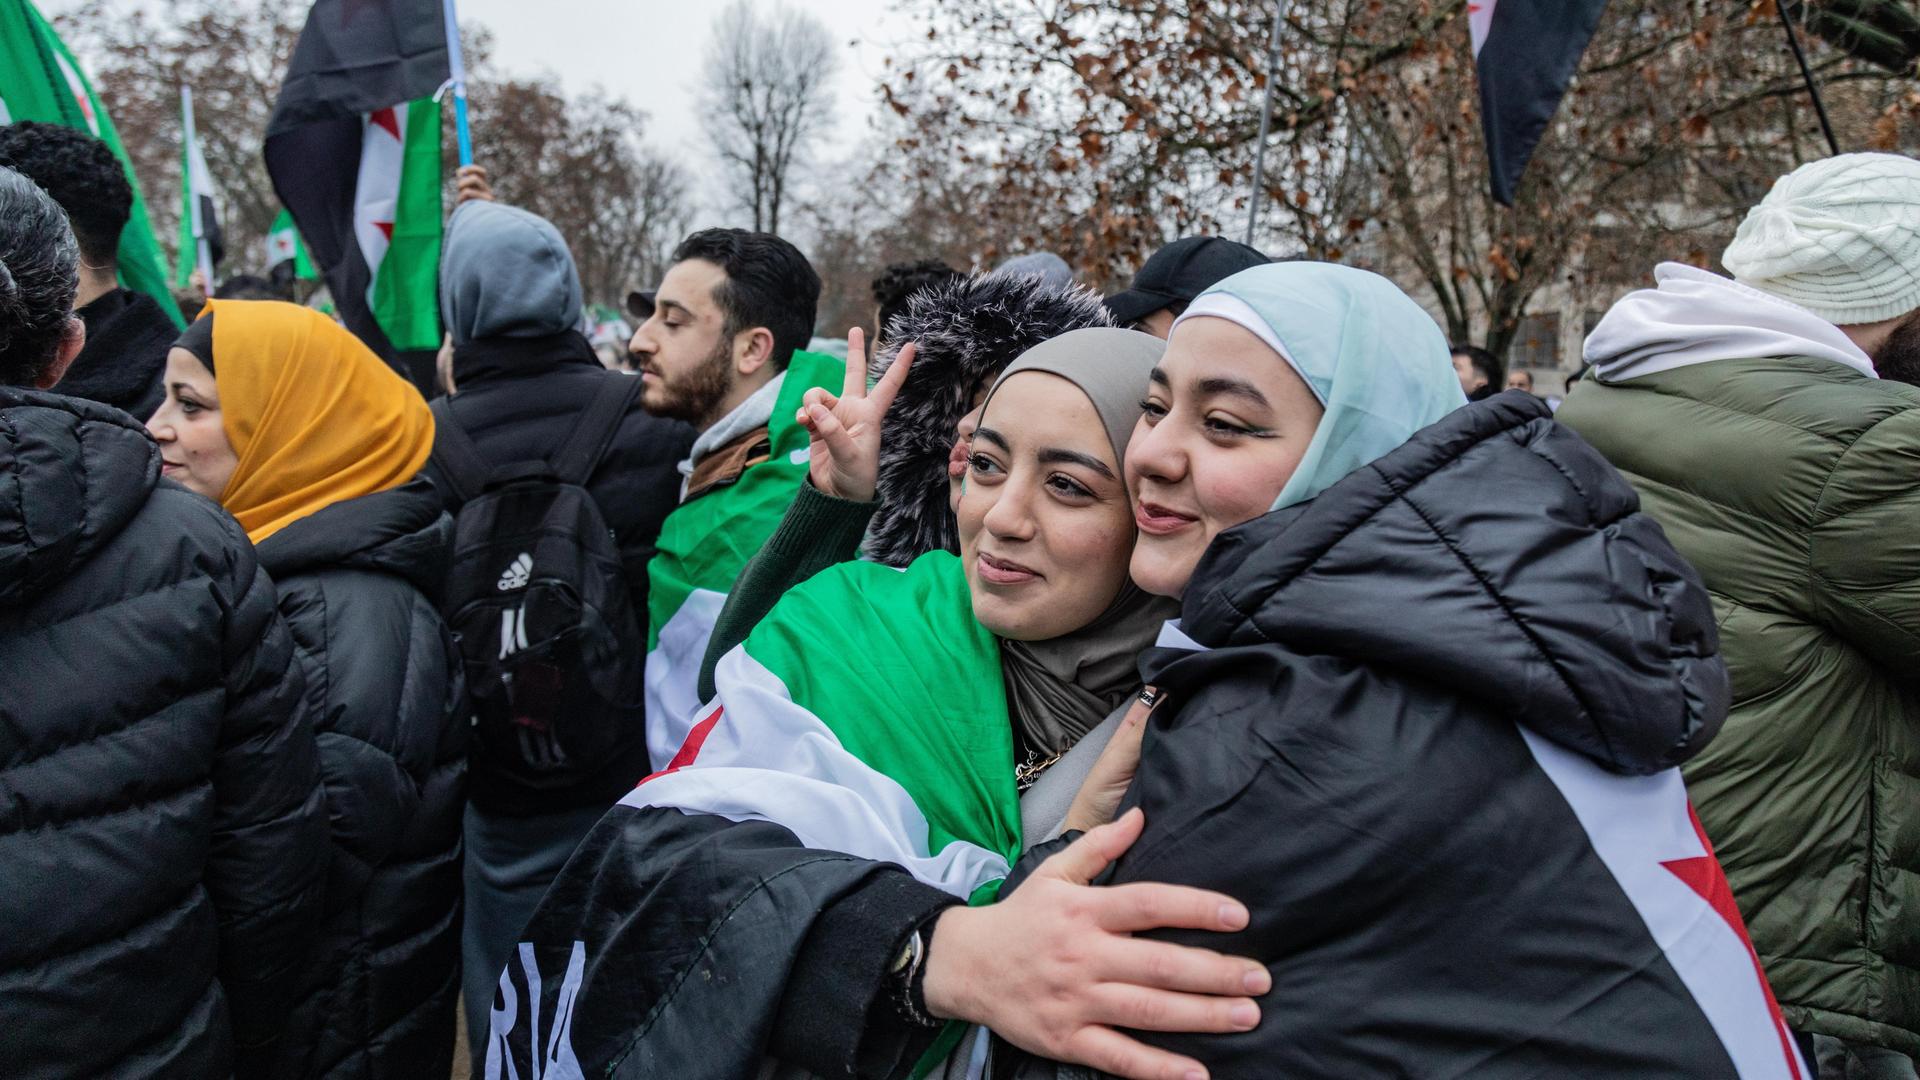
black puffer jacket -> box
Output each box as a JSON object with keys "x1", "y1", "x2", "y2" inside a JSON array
[
  {"x1": 0, "y1": 389, "x2": 328, "y2": 1078},
  {"x1": 256, "y1": 478, "x2": 466, "y2": 1080},
  {"x1": 1006, "y1": 393, "x2": 1767, "y2": 1077},
  {"x1": 430, "y1": 332, "x2": 694, "y2": 814}
]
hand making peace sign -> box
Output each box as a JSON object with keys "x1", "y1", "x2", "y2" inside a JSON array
[{"x1": 795, "y1": 327, "x2": 917, "y2": 503}]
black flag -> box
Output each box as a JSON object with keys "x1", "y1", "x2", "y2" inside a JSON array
[
  {"x1": 264, "y1": 0, "x2": 448, "y2": 362},
  {"x1": 1471, "y1": 0, "x2": 1611, "y2": 205}
]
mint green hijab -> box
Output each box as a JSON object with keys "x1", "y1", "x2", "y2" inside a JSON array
[{"x1": 1176, "y1": 262, "x2": 1465, "y2": 511}]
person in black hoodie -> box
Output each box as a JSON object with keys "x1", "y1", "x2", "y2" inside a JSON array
[
  {"x1": 428, "y1": 199, "x2": 695, "y2": 1066},
  {"x1": 0, "y1": 168, "x2": 329, "y2": 1077},
  {"x1": 0, "y1": 121, "x2": 179, "y2": 419},
  {"x1": 145, "y1": 298, "x2": 465, "y2": 1079}
]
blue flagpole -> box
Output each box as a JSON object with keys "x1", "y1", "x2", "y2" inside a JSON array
[{"x1": 441, "y1": 0, "x2": 473, "y2": 166}]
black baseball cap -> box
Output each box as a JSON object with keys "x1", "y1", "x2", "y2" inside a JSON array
[
  {"x1": 1105, "y1": 236, "x2": 1271, "y2": 326},
  {"x1": 625, "y1": 288, "x2": 657, "y2": 321}
]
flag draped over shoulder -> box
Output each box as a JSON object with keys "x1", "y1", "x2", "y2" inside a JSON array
[
  {"x1": 643, "y1": 349, "x2": 842, "y2": 764},
  {"x1": 486, "y1": 550, "x2": 1021, "y2": 1079},
  {"x1": 264, "y1": 0, "x2": 447, "y2": 355},
  {"x1": 0, "y1": 0, "x2": 183, "y2": 326},
  {"x1": 1470, "y1": 0, "x2": 1611, "y2": 204},
  {"x1": 643, "y1": 550, "x2": 1022, "y2": 903}
]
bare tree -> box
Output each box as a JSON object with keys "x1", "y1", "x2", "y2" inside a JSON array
[
  {"x1": 57, "y1": 0, "x2": 306, "y2": 278},
  {"x1": 879, "y1": 0, "x2": 1920, "y2": 360},
  {"x1": 464, "y1": 77, "x2": 690, "y2": 304},
  {"x1": 702, "y1": 0, "x2": 838, "y2": 235}
]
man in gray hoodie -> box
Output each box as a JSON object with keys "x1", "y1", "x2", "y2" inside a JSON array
[{"x1": 428, "y1": 199, "x2": 695, "y2": 1067}]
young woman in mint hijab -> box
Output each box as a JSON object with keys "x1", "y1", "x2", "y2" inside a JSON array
[
  {"x1": 496, "y1": 329, "x2": 1270, "y2": 1080},
  {"x1": 981, "y1": 262, "x2": 1799, "y2": 1078}
]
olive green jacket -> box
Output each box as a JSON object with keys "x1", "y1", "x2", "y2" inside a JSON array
[{"x1": 1558, "y1": 356, "x2": 1920, "y2": 1055}]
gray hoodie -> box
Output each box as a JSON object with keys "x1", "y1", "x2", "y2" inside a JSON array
[{"x1": 439, "y1": 201, "x2": 584, "y2": 346}]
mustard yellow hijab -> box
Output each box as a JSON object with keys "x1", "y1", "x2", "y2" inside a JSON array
[{"x1": 199, "y1": 299, "x2": 434, "y2": 544}]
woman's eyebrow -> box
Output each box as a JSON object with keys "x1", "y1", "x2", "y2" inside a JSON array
[
  {"x1": 1195, "y1": 376, "x2": 1271, "y2": 407},
  {"x1": 1148, "y1": 367, "x2": 1171, "y2": 387},
  {"x1": 973, "y1": 426, "x2": 1011, "y2": 451},
  {"x1": 1037, "y1": 447, "x2": 1117, "y2": 480}
]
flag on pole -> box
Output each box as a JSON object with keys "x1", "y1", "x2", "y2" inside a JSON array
[
  {"x1": 1469, "y1": 0, "x2": 1611, "y2": 205},
  {"x1": 264, "y1": 207, "x2": 318, "y2": 281},
  {"x1": 174, "y1": 86, "x2": 222, "y2": 289},
  {"x1": 0, "y1": 0, "x2": 183, "y2": 325},
  {"x1": 264, "y1": 0, "x2": 449, "y2": 355}
]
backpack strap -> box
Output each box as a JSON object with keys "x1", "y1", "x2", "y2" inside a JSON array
[
  {"x1": 552, "y1": 374, "x2": 644, "y2": 487},
  {"x1": 428, "y1": 397, "x2": 491, "y2": 503}
]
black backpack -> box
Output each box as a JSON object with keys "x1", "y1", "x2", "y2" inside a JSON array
[{"x1": 430, "y1": 376, "x2": 645, "y2": 790}]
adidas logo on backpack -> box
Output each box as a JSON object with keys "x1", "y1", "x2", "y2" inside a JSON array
[{"x1": 498, "y1": 552, "x2": 533, "y2": 591}]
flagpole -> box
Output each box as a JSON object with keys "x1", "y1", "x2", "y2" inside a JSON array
[
  {"x1": 180, "y1": 85, "x2": 215, "y2": 287},
  {"x1": 1774, "y1": 0, "x2": 1841, "y2": 156},
  {"x1": 441, "y1": 0, "x2": 474, "y2": 166},
  {"x1": 1244, "y1": 0, "x2": 1287, "y2": 246}
]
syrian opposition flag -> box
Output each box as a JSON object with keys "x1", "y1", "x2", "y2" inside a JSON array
[
  {"x1": 264, "y1": 207, "x2": 319, "y2": 282},
  {"x1": 491, "y1": 550, "x2": 1022, "y2": 1078},
  {"x1": 174, "y1": 86, "x2": 222, "y2": 289},
  {"x1": 643, "y1": 348, "x2": 842, "y2": 762},
  {"x1": 264, "y1": 0, "x2": 448, "y2": 356},
  {"x1": 1518, "y1": 727, "x2": 1808, "y2": 1079},
  {"x1": 0, "y1": 0, "x2": 183, "y2": 325},
  {"x1": 1469, "y1": 0, "x2": 1611, "y2": 204}
]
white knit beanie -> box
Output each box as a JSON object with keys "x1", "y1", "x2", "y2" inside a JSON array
[{"x1": 1721, "y1": 152, "x2": 1920, "y2": 326}]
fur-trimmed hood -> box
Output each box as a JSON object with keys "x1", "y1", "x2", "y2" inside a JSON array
[{"x1": 866, "y1": 271, "x2": 1115, "y2": 567}]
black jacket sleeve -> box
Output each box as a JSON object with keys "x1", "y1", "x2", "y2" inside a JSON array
[
  {"x1": 501, "y1": 805, "x2": 958, "y2": 1080},
  {"x1": 697, "y1": 479, "x2": 877, "y2": 701},
  {"x1": 205, "y1": 549, "x2": 330, "y2": 1075},
  {"x1": 769, "y1": 868, "x2": 956, "y2": 1077}
]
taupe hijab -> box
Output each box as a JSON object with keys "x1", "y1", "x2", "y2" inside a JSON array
[{"x1": 973, "y1": 328, "x2": 1179, "y2": 762}]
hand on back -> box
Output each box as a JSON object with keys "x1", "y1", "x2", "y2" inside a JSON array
[{"x1": 923, "y1": 809, "x2": 1267, "y2": 1080}]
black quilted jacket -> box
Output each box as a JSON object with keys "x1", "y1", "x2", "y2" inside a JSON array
[
  {"x1": 255, "y1": 477, "x2": 467, "y2": 1080},
  {"x1": 0, "y1": 388, "x2": 329, "y2": 1078}
]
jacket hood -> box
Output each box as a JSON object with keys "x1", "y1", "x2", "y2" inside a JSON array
[
  {"x1": 440, "y1": 201, "x2": 585, "y2": 346},
  {"x1": 1583, "y1": 262, "x2": 1877, "y2": 382},
  {"x1": 1180, "y1": 391, "x2": 1728, "y2": 775},
  {"x1": 866, "y1": 271, "x2": 1115, "y2": 566},
  {"x1": 0, "y1": 388, "x2": 161, "y2": 606},
  {"x1": 255, "y1": 475, "x2": 453, "y2": 599}
]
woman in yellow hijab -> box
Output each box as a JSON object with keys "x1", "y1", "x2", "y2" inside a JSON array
[
  {"x1": 147, "y1": 298, "x2": 434, "y2": 540},
  {"x1": 147, "y1": 299, "x2": 467, "y2": 1080}
]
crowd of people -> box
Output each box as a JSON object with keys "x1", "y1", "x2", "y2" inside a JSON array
[{"x1": 0, "y1": 114, "x2": 1916, "y2": 1080}]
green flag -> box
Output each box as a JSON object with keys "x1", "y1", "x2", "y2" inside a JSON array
[
  {"x1": 264, "y1": 207, "x2": 318, "y2": 281},
  {"x1": 643, "y1": 349, "x2": 842, "y2": 761},
  {"x1": 0, "y1": 0, "x2": 184, "y2": 327},
  {"x1": 366, "y1": 98, "x2": 442, "y2": 350}
]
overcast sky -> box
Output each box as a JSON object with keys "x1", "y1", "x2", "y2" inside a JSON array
[
  {"x1": 453, "y1": 0, "x2": 906, "y2": 169},
  {"x1": 41, "y1": 0, "x2": 913, "y2": 216}
]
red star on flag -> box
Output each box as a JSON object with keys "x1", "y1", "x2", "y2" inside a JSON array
[{"x1": 1662, "y1": 805, "x2": 1804, "y2": 1080}]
